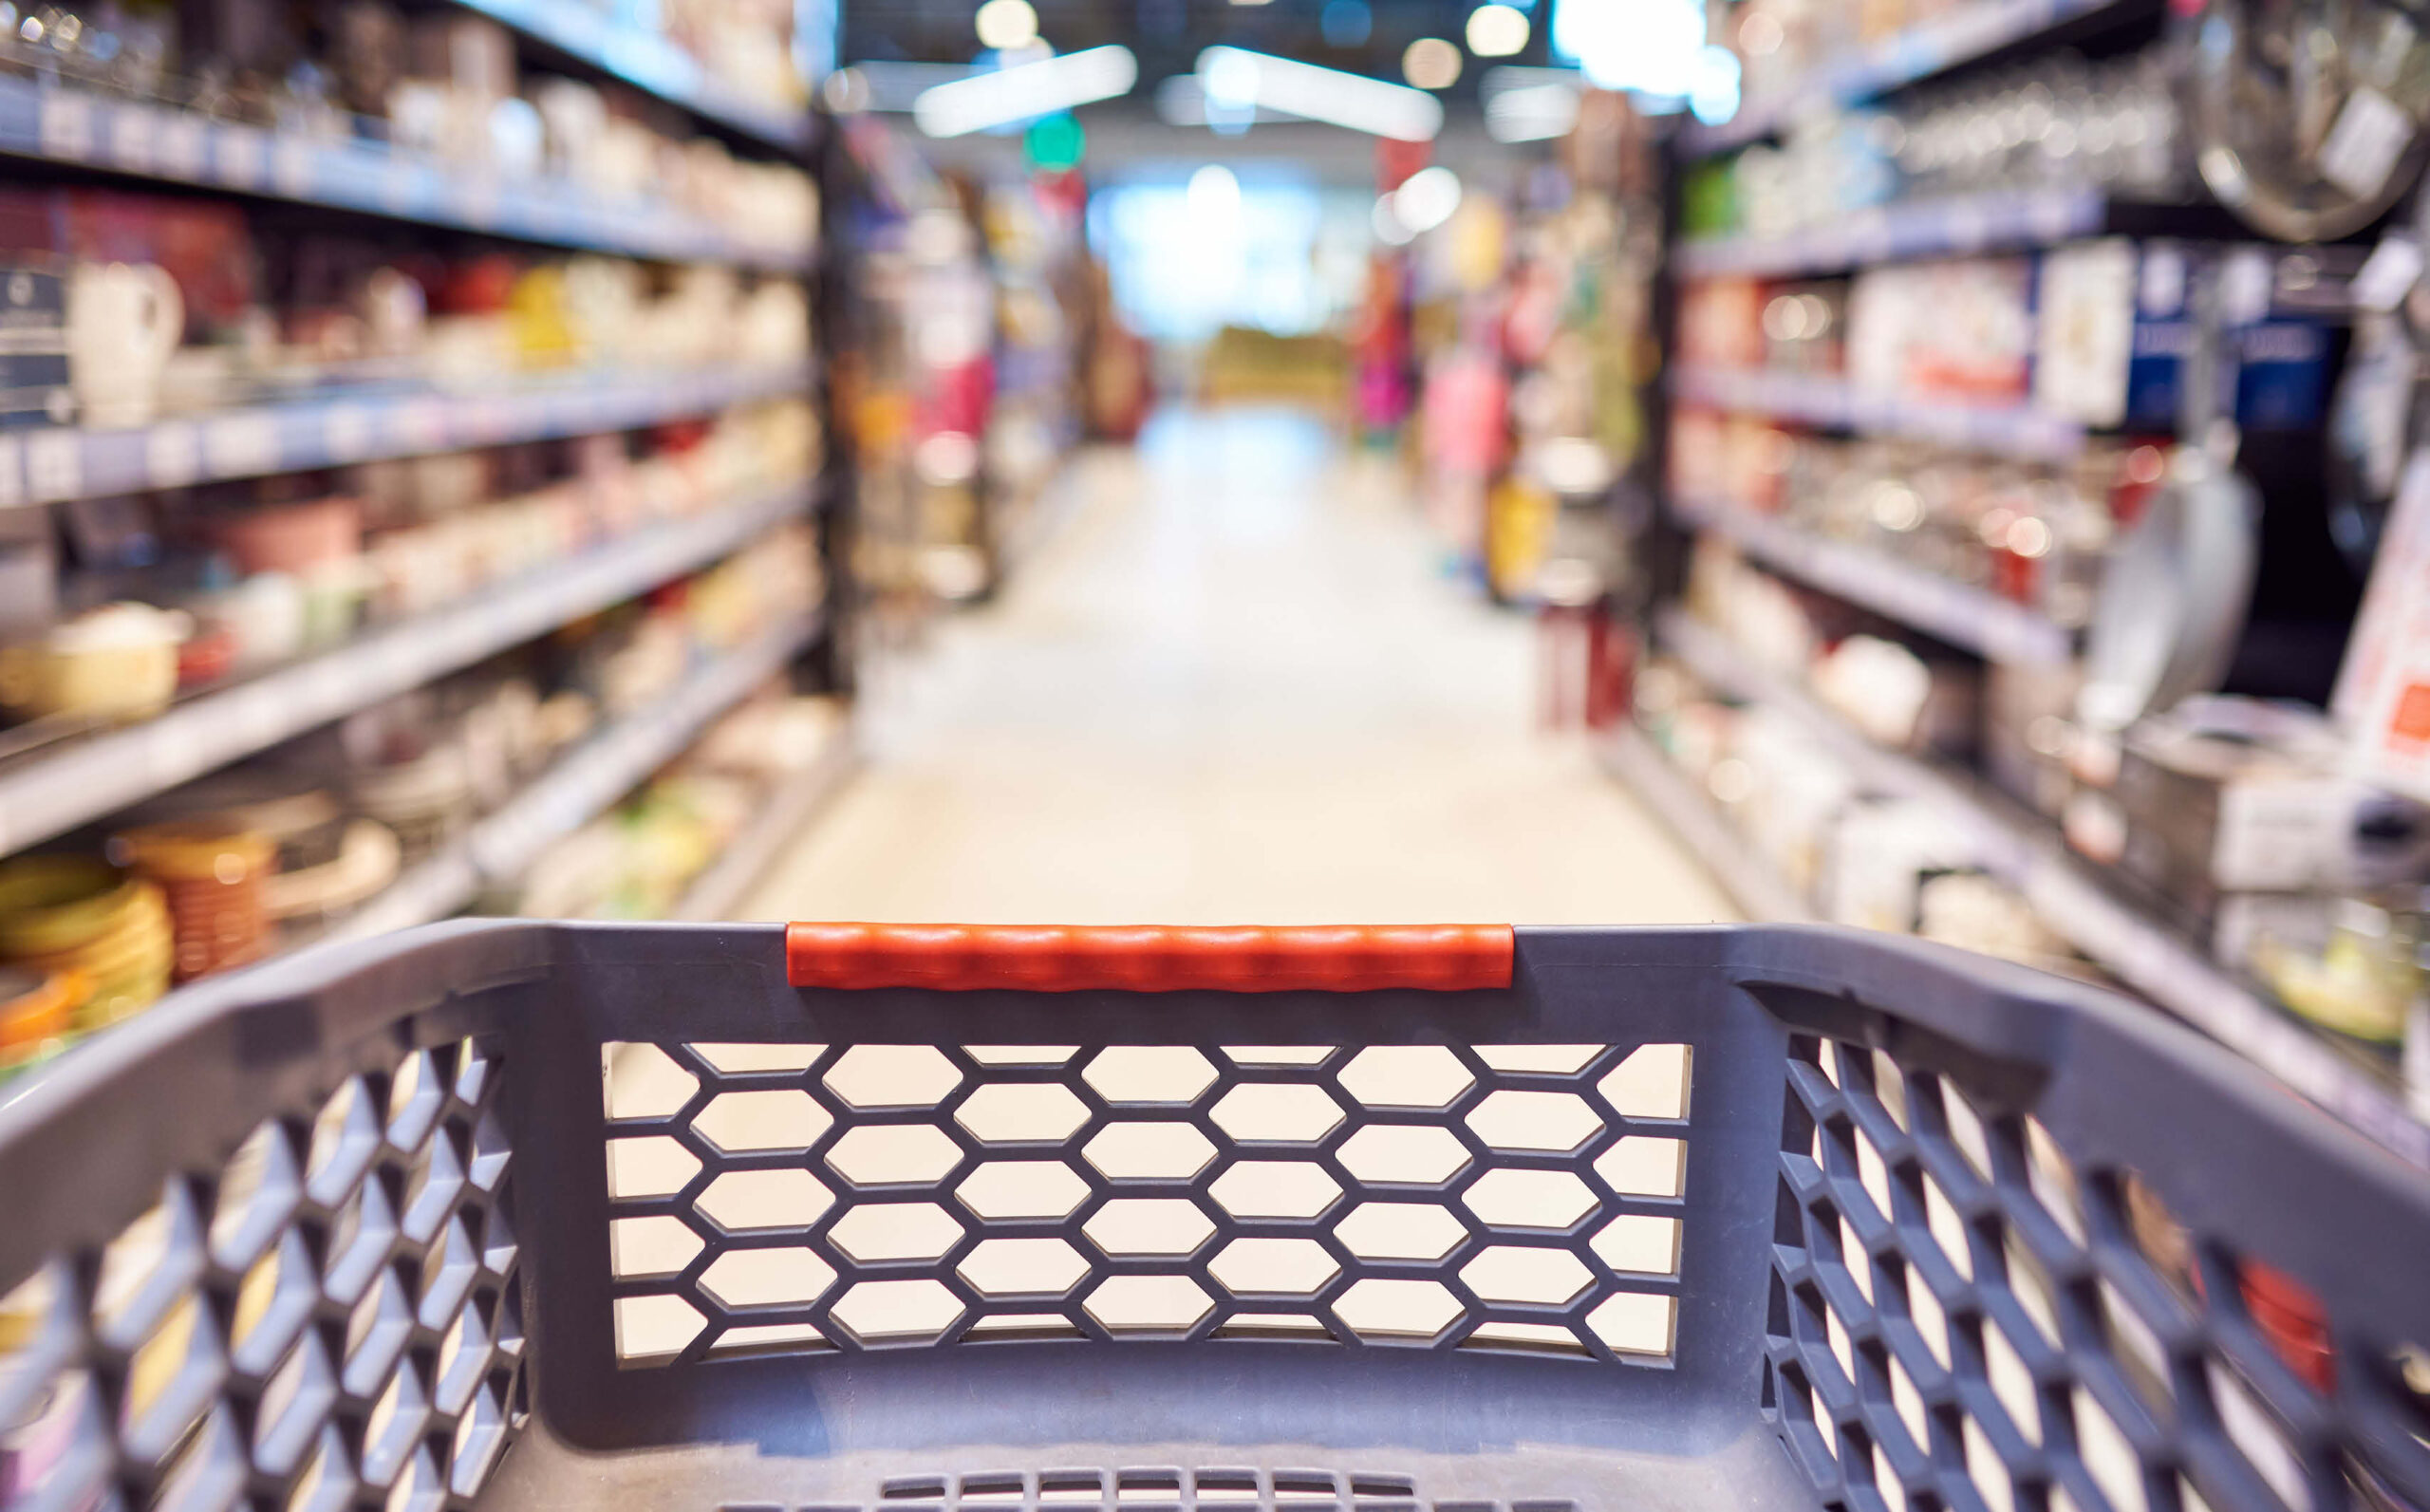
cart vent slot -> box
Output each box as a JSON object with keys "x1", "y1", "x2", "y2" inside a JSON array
[
  {"x1": 838, "y1": 1469, "x2": 1480, "y2": 1512},
  {"x1": 0, "y1": 1034, "x2": 523, "y2": 1512},
  {"x1": 602, "y1": 1041, "x2": 1691, "y2": 1366},
  {"x1": 1767, "y1": 1034, "x2": 2430, "y2": 1512}
]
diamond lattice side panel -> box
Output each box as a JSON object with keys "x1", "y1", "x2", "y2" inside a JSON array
[
  {"x1": 599, "y1": 1042, "x2": 1695, "y2": 1365},
  {"x1": 0, "y1": 1036, "x2": 526, "y2": 1512},
  {"x1": 1765, "y1": 1036, "x2": 2430, "y2": 1512}
]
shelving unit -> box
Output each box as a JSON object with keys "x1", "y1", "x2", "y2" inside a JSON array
[
  {"x1": 0, "y1": 362, "x2": 813, "y2": 506},
  {"x1": 446, "y1": 0, "x2": 812, "y2": 151},
  {"x1": 331, "y1": 608, "x2": 826, "y2": 940},
  {"x1": 0, "y1": 479, "x2": 824, "y2": 854},
  {"x1": 0, "y1": 78, "x2": 810, "y2": 268},
  {"x1": 1650, "y1": 607, "x2": 2430, "y2": 1170},
  {"x1": 1676, "y1": 184, "x2": 2107, "y2": 278},
  {"x1": 670, "y1": 734, "x2": 858, "y2": 920},
  {"x1": 1672, "y1": 492, "x2": 2074, "y2": 664},
  {"x1": 1670, "y1": 365, "x2": 2086, "y2": 461},
  {"x1": 1679, "y1": 0, "x2": 2136, "y2": 156},
  {"x1": 1599, "y1": 725, "x2": 1818, "y2": 924}
]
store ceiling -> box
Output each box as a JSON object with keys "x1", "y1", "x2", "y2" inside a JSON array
[{"x1": 835, "y1": 0, "x2": 1553, "y2": 99}]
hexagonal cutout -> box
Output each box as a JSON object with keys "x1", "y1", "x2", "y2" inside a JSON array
[
  {"x1": 1222, "y1": 1047, "x2": 1335, "y2": 1066},
  {"x1": 1208, "y1": 1085, "x2": 1345, "y2": 1144},
  {"x1": 823, "y1": 1046, "x2": 963, "y2": 1109},
  {"x1": 604, "y1": 1044, "x2": 696, "y2": 1122},
  {"x1": 1460, "y1": 1246, "x2": 1593, "y2": 1305},
  {"x1": 957, "y1": 1239, "x2": 1090, "y2": 1297},
  {"x1": 1599, "y1": 1044, "x2": 1691, "y2": 1121},
  {"x1": 1465, "y1": 1091, "x2": 1602, "y2": 1153},
  {"x1": 1339, "y1": 1047, "x2": 1473, "y2": 1109},
  {"x1": 1336, "y1": 1126, "x2": 1471, "y2": 1185},
  {"x1": 1083, "y1": 1048, "x2": 1219, "y2": 1105},
  {"x1": 1478, "y1": 1046, "x2": 1605, "y2": 1074},
  {"x1": 1585, "y1": 1289, "x2": 1675, "y2": 1357},
  {"x1": 1461, "y1": 1169, "x2": 1598, "y2": 1230},
  {"x1": 695, "y1": 1169, "x2": 833, "y2": 1232},
  {"x1": 828, "y1": 1203, "x2": 965, "y2": 1262},
  {"x1": 965, "y1": 1046, "x2": 1078, "y2": 1066},
  {"x1": 695, "y1": 1043, "x2": 825, "y2": 1073},
  {"x1": 693, "y1": 1091, "x2": 832, "y2": 1154},
  {"x1": 830, "y1": 1279, "x2": 964, "y2": 1343},
  {"x1": 826, "y1": 1126, "x2": 964, "y2": 1186},
  {"x1": 1332, "y1": 1279, "x2": 1463, "y2": 1340},
  {"x1": 955, "y1": 1084, "x2": 1091, "y2": 1144},
  {"x1": 211, "y1": 1120, "x2": 300, "y2": 1271},
  {"x1": 1595, "y1": 1136, "x2": 1687, "y2": 1198},
  {"x1": 1591, "y1": 1214, "x2": 1682, "y2": 1275},
  {"x1": 956, "y1": 1161, "x2": 1092, "y2": 1221},
  {"x1": 1082, "y1": 1123, "x2": 1217, "y2": 1182},
  {"x1": 1208, "y1": 1239, "x2": 1338, "y2": 1297},
  {"x1": 708, "y1": 1321, "x2": 830, "y2": 1356},
  {"x1": 1464, "y1": 1320, "x2": 1590, "y2": 1355},
  {"x1": 613, "y1": 1293, "x2": 703, "y2": 1363},
  {"x1": 1214, "y1": 1313, "x2": 1336, "y2": 1341},
  {"x1": 609, "y1": 1216, "x2": 702, "y2": 1279},
  {"x1": 699, "y1": 1246, "x2": 836, "y2": 1310},
  {"x1": 1083, "y1": 1275, "x2": 1214, "y2": 1335},
  {"x1": 607, "y1": 1136, "x2": 700, "y2": 1201},
  {"x1": 1083, "y1": 1199, "x2": 1216, "y2": 1257},
  {"x1": 1208, "y1": 1162, "x2": 1340, "y2": 1219},
  {"x1": 1334, "y1": 1202, "x2": 1469, "y2": 1261}
]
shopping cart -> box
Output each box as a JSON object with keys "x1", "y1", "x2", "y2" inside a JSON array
[{"x1": 2, "y1": 921, "x2": 2426, "y2": 1512}]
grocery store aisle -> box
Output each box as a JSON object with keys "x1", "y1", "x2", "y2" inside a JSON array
[{"x1": 744, "y1": 407, "x2": 1734, "y2": 924}]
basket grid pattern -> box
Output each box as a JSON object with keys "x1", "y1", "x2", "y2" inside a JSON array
[
  {"x1": 0, "y1": 1034, "x2": 525, "y2": 1512},
  {"x1": 1765, "y1": 1035, "x2": 2430, "y2": 1512},
  {"x1": 599, "y1": 1040, "x2": 1698, "y2": 1364}
]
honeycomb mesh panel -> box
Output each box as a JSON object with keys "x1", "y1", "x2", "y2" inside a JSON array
[
  {"x1": 601, "y1": 1043, "x2": 1694, "y2": 1363},
  {"x1": 0, "y1": 1035, "x2": 525, "y2": 1512},
  {"x1": 1766, "y1": 1036, "x2": 2430, "y2": 1512}
]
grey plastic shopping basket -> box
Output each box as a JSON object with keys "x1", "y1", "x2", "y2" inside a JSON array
[{"x1": 1, "y1": 920, "x2": 2426, "y2": 1512}]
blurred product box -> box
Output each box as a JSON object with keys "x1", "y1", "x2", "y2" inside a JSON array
[
  {"x1": 2110, "y1": 700, "x2": 2430, "y2": 924},
  {"x1": 0, "y1": 265, "x2": 71, "y2": 427}
]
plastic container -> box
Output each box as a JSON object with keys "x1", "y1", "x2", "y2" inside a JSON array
[{"x1": 0, "y1": 922, "x2": 2425, "y2": 1512}]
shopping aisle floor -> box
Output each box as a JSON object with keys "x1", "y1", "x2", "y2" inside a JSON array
[{"x1": 745, "y1": 407, "x2": 1736, "y2": 925}]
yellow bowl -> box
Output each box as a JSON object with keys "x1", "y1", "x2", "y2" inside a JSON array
[{"x1": 0, "y1": 857, "x2": 141, "y2": 956}]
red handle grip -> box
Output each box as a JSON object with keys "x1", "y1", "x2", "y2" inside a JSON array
[{"x1": 785, "y1": 924, "x2": 1514, "y2": 993}]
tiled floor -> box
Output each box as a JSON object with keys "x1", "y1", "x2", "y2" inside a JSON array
[{"x1": 744, "y1": 406, "x2": 1732, "y2": 927}]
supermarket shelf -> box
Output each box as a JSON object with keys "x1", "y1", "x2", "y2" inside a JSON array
[
  {"x1": 1653, "y1": 606, "x2": 2430, "y2": 1171},
  {"x1": 448, "y1": 0, "x2": 811, "y2": 152},
  {"x1": 0, "y1": 478, "x2": 823, "y2": 856},
  {"x1": 1671, "y1": 365, "x2": 2085, "y2": 461},
  {"x1": 0, "y1": 361, "x2": 813, "y2": 507},
  {"x1": 1679, "y1": 0, "x2": 2135, "y2": 157},
  {"x1": 0, "y1": 76, "x2": 808, "y2": 268},
  {"x1": 1677, "y1": 184, "x2": 2105, "y2": 277},
  {"x1": 327, "y1": 608, "x2": 824, "y2": 940},
  {"x1": 670, "y1": 733, "x2": 859, "y2": 921},
  {"x1": 1599, "y1": 725, "x2": 1818, "y2": 924},
  {"x1": 1672, "y1": 491, "x2": 2074, "y2": 665}
]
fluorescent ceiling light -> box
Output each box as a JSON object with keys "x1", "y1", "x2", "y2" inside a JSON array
[
  {"x1": 1193, "y1": 46, "x2": 1444, "y2": 140},
  {"x1": 913, "y1": 45, "x2": 1138, "y2": 137},
  {"x1": 1480, "y1": 65, "x2": 1584, "y2": 141}
]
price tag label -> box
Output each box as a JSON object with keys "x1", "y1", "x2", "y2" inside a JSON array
[
  {"x1": 38, "y1": 91, "x2": 93, "y2": 159},
  {"x1": 158, "y1": 113, "x2": 206, "y2": 178},
  {"x1": 24, "y1": 430, "x2": 80, "y2": 502},
  {"x1": 323, "y1": 401, "x2": 372, "y2": 460},
  {"x1": 203, "y1": 412, "x2": 280, "y2": 476},
  {"x1": 144, "y1": 421, "x2": 201, "y2": 488},
  {"x1": 271, "y1": 137, "x2": 315, "y2": 197},
  {"x1": 399, "y1": 396, "x2": 448, "y2": 452},
  {"x1": 0, "y1": 436, "x2": 25, "y2": 509},
  {"x1": 107, "y1": 104, "x2": 158, "y2": 172},
  {"x1": 216, "y1": 125, "x2": 268, "y2": 188}
]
